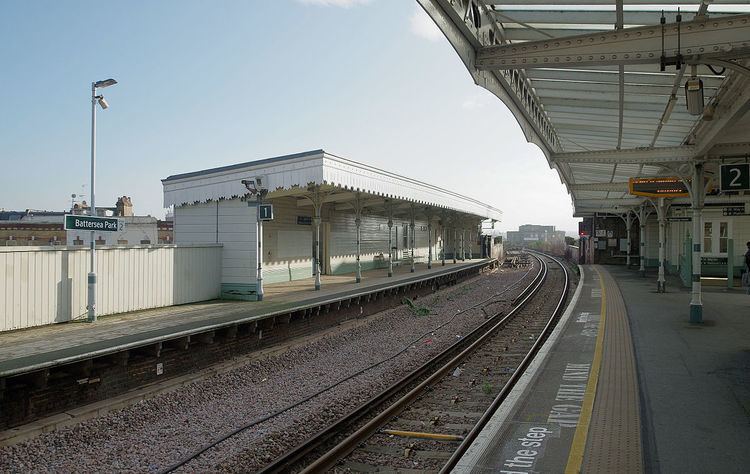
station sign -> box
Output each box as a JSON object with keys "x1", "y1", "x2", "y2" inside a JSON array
[
  {"x1": 628, "y1": 177, "x2": 689, "y2": 198},
  {"x1": 247, "y1": 202, "x2": 274, "y2": 221},
  {"x1": 64, "y1": 214, "x2": 122, "y2": 232},
  {"x1": 719, "y1": 163, "x2": 750, "y2": 192},
  {"x1": 258, "y1": 203, "x2": 274, "y2": 221},
  {"x1": 722, "y1": 204, "x2": 746, "y2": 216}
]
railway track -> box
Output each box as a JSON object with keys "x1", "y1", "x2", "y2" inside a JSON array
[
  {"x1": 260, "y1": 251, "x2": 570, "y2": 473},
  {"x1": 156, "y1": 258, "x2": 539, "y2": 473}
]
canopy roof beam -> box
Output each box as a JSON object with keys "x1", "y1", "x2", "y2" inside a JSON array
[
  {"x1": 476, "y1": 14, "x2": 750, "y2": 70},
  {"x1": 554, "y1": 145, "x2": 694, "y2": 164},
  {"x1": 570, "y1": 182, "x2": 629, "y2": 191}
]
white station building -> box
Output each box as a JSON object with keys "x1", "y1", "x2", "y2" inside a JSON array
[{"x1": 163, "y1": 150, "x2": 502, "y2": 301}]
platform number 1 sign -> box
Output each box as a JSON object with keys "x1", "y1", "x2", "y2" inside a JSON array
[
  {"x1": 720, "y1": 163, "x2": 750, "y2": 192},
  {"x1": 258, "y1": 203, "x2": 274, "y2": 221}
]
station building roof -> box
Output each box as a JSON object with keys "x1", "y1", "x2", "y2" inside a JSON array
[
  {"x1": 420, "y1": 1, "x2": 750, "y2": 216},
  {"x1": 162, "y1": 150, "x2": 503, "y2": 221}
]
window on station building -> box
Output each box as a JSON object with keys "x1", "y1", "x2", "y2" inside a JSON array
[
  {"x1": 702, "y1": 220, "x2": 731, "y2": 254},
  {"x1": 704, "y1": 222, "x2": 712, "y2": 252}
]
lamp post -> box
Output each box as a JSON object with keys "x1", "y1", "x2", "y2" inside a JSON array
[{"x1": 87, "y1": 78, "x2": 117, "y2": 323}]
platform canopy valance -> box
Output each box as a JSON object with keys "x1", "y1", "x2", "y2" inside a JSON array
[{"x1": 162, "y1": 149, "x2": 502, "y2": 221}]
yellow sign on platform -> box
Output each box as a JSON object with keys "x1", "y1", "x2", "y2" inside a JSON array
[{"x1": 628, "y1": 177, "x2": 689, "y2": 198}]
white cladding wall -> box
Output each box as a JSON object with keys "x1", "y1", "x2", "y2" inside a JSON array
[
  {"x1": 0, "y1": 245, "x2": 222, "y2": 332},
  {"x1": 262, "y1": 197, "x2": 314, "y2": 284},
  {"x1": 174, "y1": 200, "x2": 257, "y2": 285}
]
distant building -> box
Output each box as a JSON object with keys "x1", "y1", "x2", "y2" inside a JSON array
[
  {"x1": 506, "y1": 224, "x2": 566, "y2": 245},
  {"x1": 0, "y1": 209, "x2": 67, "y2": 246},
  {"x1": 1, "y1": 197, "x2": 173, "y2": 246}
]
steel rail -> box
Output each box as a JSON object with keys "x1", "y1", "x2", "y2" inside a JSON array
[
  {"x1": 439, "y1": 251, "x2": 570, "y2": 472},
  {"x1": 258, "y1": 254, "x2": 546, "y2": 474},
  {"x1": 282, "y1": 254, "x2": 557, "y2": 473}
]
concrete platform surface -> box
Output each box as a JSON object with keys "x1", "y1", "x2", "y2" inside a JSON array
[
  {"x1": 610, "y1": 265, "x2": 750, "y2": 473},
  {"x1": 0, "y1": 259, "x2": 489, "y2": 378},
  {"x1": 456, "y1": 264, "x2": 750, "y2": 474}
]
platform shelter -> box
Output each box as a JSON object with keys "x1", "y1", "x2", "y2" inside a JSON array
[
  {"x1": 162, "y1": 150, "x2": 502, "y2": 301},
  {"x1": 420, "y1": 0, "x2": 750, "y2": 322}
]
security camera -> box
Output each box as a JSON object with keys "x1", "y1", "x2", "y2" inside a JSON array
[
  {"x1": 97, "y1": 96, "x2": 109, "y2": 109},
  {"x1": 241, "y1": 179, "x2": 259, "y2": 195}
]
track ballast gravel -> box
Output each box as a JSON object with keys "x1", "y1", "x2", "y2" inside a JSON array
[{"x1": 0, "y1": 265, "x2": 535, "y2": 474}]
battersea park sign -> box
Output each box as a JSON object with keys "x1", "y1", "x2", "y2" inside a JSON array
[{"x1": 64, "y1": 215, "x2": 122, "y2": 232}]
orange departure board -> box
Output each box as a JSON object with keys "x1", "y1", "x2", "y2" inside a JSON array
[{"x1": 628, "y1": 177, "x2": 690, "y2": 198}]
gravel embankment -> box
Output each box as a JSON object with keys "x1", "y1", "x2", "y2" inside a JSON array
[{"x1": 0, "y1": 265, "x2": 534, "y2": 474}]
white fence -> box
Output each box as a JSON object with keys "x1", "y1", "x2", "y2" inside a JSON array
[{"x1": 0, "y1": 244, "x2": 222, "y2": 332}]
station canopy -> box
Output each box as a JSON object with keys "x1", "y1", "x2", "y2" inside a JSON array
[
  {"x1": 163, "y1": 149, "x2": 503, "y2": 222},
  {"x1": 420, "y1": 1, "x2": 750, "y2": 216}
]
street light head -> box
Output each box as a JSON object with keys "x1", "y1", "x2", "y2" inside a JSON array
[
  {"x1": 97, "y1": 96, "x2": 109, "y2": 109},
  {"x1": 94, "y1": 78, "x2": 117, "y2": 89}
]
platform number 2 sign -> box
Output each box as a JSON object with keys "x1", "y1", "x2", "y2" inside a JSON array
[{"x1": 720, "y1": 163, "x2": 750, "y2": 192}]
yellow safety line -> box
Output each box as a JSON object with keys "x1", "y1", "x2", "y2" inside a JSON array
[
  {"x1": 382, "y1": 429, "x2": 464, "y2": 441},
  {"x1": 565, "y1": 266, "x2": 606, "y2": 474}
]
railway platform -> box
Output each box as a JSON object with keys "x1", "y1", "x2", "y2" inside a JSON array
[
  {"x1": 0, "y1": 258, "x2": 499, "y2": 440},
  {"x1": 456, "y1": 264, "x2": 750, "y2": 473},
  {"x1": 0, "y1": 259, "x2": 492, "y2": 379}
]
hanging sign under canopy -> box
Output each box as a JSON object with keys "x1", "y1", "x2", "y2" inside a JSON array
[{"x1": 628, "y1": 177, "x2": 690, "y2": 198}]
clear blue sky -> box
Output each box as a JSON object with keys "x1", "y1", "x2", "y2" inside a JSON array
[{"x1": 0, "y1": 0, "x2": 581, "y2": 233}]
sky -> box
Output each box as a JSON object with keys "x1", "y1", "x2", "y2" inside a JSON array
[{"x1": 0, "y1": 0, "x2": 582, "y2": 234}]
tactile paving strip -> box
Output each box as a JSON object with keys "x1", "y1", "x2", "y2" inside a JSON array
[{"x1": 582, "y1": 267, "x2": 643, "y2": 473}]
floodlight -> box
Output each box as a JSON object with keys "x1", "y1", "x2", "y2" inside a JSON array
[
  {"x1": 94, "y1": 78, "x2": 117, "y2": 89},
  {"x1": 685, "y1": 78, "x2": 704, "y2": 115}
]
